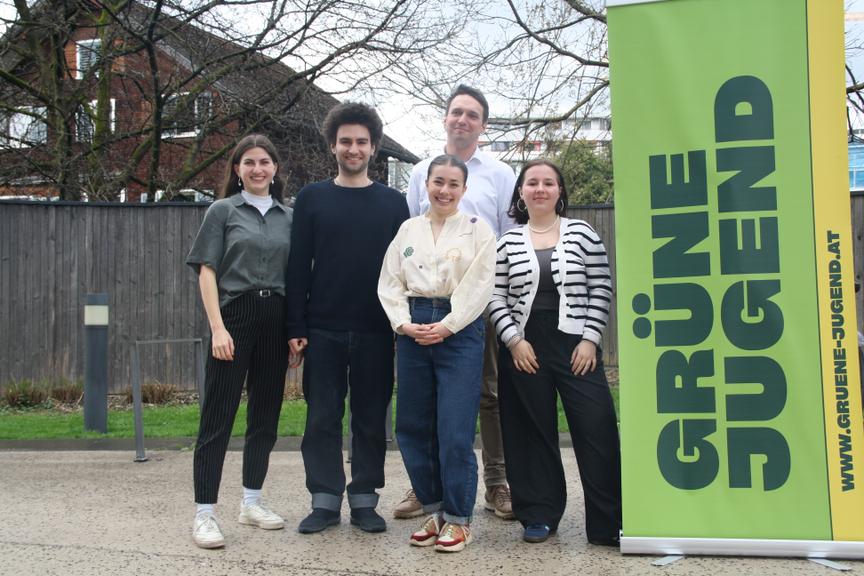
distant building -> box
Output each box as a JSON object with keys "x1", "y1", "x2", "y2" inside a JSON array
[
  {"x1": 850, "y1": 142, "x2": 864, "y2": 191},
  {"x1": 478, "y1": 116, "x2": 611, "y2": 171}
]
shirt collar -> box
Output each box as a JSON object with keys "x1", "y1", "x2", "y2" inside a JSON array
[
  {"x1": 228, "y1": 192, "x2": 289, "y2": 213},
  {"x1": 442, "y1": 145, "x2": 485, "y2": 166},
  {"x1": 423, "y1": 210, "x2": 463, "y2": 224}
]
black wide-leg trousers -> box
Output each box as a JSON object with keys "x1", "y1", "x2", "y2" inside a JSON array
[
  {"x1": 498, "y1": 310, "x2": 622, "y2": 542},
  {"x1": 193, "y1": 293, "x2": 288, "y2": 504}
]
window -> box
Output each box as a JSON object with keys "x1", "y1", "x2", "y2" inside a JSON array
[
  {"x1": 76, "y1": 99, "x2": 115, "y2": 142},
  {"x1": 1, "y1": 107, "x2": 47, "y2": 148},
  {"x1": 163, "y1": 92, "x2": 212, "y2": 138},
  {"x1": 489, "y1": 141, "x2": 509, "y2": 151},
  {"x1": 591, "y1": 118, "x2": 611, "y2": 131},
  {"x1": 76, "y1": 39, "x2": 102, "y2": 80}
]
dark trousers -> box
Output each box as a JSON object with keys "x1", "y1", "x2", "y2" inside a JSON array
[
  {"x1": 193, "y1": 293, "x2": 288, "y2": 504},
  {"x1": 300, "y1": 328, "x2": 395, "y2": 511},
  {"x1": 498, "y1": 310, "x2": 622, "y2": 541}
]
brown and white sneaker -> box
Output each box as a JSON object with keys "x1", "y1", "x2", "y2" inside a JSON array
[
  {"x1": 393, "y1": 489, "x2": 424, "y2": 519},
  {"x1": 409, "y1": 513, "x2": 444, "y2": 547},
  {"x1": 484, "y1": 485, "x2": 515, "y2": 520},
  {"x1": 434, "y1": 522, "x2": 472, "y2": 553}
]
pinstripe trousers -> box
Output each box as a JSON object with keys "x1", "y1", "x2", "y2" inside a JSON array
[{"x1": 194, "y1": 293, "x2": 288, "y2": 504}]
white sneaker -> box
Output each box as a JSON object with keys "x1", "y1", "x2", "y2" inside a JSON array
[
  {"x1": 193, "y1": 514, "x2": 225, "y2": 549},
  {"x1": 238, "y1": 502, "x2": 285, "y2": 530}
]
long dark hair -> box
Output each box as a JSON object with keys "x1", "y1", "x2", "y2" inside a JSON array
[
  {"x1": 507, "y1": 159, "x2": 569, "y2": 225},
  {"x1": 218, "y1": 134, "x2": 284, "y2": 201}
]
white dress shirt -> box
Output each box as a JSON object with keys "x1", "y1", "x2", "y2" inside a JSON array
[
  {"x1": 407, "y1": 148, "x2": 517, "y2": 238},
  {"x1": 378, "y1": 211, "x2": 496, "y2": 335}
]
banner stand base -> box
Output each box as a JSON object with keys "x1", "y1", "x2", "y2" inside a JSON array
[{"x1": 620, "y1": 537, "x2": 864, "y2": 559}]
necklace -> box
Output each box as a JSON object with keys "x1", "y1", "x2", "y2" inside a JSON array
[{"x1": 528, "y1": 216, "x2": 560, "y2": 234}]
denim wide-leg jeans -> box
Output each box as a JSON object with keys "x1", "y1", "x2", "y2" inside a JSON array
[{"x1": 395, "y1": 297, "x2": 484, "y2": 524}]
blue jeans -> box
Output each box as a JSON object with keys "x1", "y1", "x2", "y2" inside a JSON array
[
  {"x1": 396, "y1": 297, "x2": 484, "y2": 524},
  {"x1": 301, "y1": 328, "x2": 395, "y2": 511}
]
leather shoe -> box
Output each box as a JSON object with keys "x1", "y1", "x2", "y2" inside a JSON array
[
  {"x1": 350, "y1": 507, "x2": 387, "y2": 533},
  {"x1": 297, "y1": 508, "x2": 340, "y2": 534}
]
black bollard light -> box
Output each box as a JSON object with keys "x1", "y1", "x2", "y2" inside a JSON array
[{"x1": 84, "y1": 293, "x2": 109, "y2": 433}]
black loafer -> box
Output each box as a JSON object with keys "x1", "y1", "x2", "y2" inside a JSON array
[
  {"x1": 297, "y1": 508, "x2": 340, "y2": 534},
  {"x1": 350, "y1": 507, "x2": 387, "y2": 533}
]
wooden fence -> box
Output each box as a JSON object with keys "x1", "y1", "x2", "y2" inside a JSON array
[{"x1": 0, "y1": 196, "x2": 862, "y2": 392}]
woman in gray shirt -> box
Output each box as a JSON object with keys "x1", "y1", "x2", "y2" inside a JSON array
[{"x1": 186, "y1": 134, "x2": 294, "y2": 549}]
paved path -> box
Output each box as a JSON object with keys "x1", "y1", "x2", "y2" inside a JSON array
[{"x1": 0, "y1": 450, "x2": 861, "y2": 576}]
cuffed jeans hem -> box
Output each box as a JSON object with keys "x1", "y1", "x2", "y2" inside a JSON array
[
  {"x1": 443, "y1": 512, "x2": 472, "y2": 525},
  {"x1": 347, "y1": 492, "x2": 379, "y2": 509},
  {"x1": 422, "y1": 502, "x2": 442, "y2": 514},
  {"x1": 311, "y1": 492, "x2": 343, "y2": 511}
]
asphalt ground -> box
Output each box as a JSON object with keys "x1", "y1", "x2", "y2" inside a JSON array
[{"x1": 1, "y1": 448, "x2": 862, "y2": 576}]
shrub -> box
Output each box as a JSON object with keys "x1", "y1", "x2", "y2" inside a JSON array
[
  {"x1": 49, "y1": 379, "x2": 84, "y2": 404},
  {"x1": 2, "y1": 380, "x2": 49, "y2": 408},
  {"x1": 125, "y1": 381, "x2": 177, "y2": 405}
]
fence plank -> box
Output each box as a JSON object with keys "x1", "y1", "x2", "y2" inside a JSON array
[{"x1": 1, "y1": 199, "x2": 861, "y2": 391}]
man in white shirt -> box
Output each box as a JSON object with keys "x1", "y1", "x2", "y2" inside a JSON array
[{"x1": 401, "y1": 85, "x2": 517, "y2": 521}]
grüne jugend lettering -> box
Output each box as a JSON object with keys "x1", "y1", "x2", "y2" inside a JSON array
[{"x1": 632, "y1": 75, "x2": 790, "y2": 491}]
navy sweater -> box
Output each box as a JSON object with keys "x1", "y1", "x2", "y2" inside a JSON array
[{"x1": 286, "y1": 179, "x2": 409, "y2": 337}]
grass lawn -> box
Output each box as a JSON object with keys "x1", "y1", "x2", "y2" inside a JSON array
[{"x1": 0, "y1": 387, "x2": 619, "y2": 441}]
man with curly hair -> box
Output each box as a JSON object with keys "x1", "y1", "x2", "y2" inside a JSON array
[{"x1": 287, "y1": 102, "x2": 409, "y2": 534}]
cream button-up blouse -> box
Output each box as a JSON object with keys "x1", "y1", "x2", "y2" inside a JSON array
[{"x1": 377, "y1": 211, "x2": 496, "y2": 335}]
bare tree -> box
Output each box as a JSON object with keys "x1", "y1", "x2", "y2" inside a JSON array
[
  {"x1": 0, "y1": 0, "x2": 460, "y2": 200},
  {"x1": 366, "y1": 0, "x2": 608, "y2": 150},
  {"x1": 374, "y1": 0, "x2": 864, "y2": 159}
]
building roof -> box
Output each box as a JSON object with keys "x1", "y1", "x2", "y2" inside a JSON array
[{"x1": 123, "y1": 2, "x2": 419, "y2": 163}]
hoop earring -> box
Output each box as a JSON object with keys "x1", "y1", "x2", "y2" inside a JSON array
[
  {"x1": 517, "y1": 197, "x2": 527, "y2": 212},
  {"x1": 556, "y1": 197, "x2": 565, "y2": 213}
]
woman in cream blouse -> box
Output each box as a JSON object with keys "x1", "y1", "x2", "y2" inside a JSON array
[{"x1": 378, "y1": 154, "x2": 495, "y2": 552}]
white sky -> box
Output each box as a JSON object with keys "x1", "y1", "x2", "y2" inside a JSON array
[{"x1": 383, "y1": 1, "x2": 864, "y2": 158}]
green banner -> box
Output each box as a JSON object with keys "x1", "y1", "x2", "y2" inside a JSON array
[{"x1": 609, "y1": 0, "x2": 846, "y2": 545}]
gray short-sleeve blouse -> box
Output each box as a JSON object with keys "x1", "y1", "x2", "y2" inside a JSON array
[{"x1": 186, "y1": 194, "x2": 293, "y2": 307}]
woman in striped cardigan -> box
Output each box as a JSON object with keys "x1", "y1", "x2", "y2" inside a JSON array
[{"x1": 488, "y1": 159, "x2": 622, "y2": 546}]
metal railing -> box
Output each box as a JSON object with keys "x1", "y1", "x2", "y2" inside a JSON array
[{"x1": 130, "y1": 338, "x2": 205, "y2": 462}]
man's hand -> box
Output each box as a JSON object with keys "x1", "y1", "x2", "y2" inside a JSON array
[{"x1": 288, "y1": 337, "x2": 307, "y2": 368}]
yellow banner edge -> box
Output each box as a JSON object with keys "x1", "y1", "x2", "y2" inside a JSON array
[{"x1": 807, "y1": 0, "x2": 864, "y2": 541}]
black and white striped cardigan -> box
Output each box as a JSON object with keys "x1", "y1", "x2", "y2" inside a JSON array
[{"x1": 487, "y1": 217, "x2": 612, "y2": 346}]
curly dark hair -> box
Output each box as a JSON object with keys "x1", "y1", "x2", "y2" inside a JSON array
[
  {"x1": 218, "y1": 134, "x2": 284, "y2": 201},
  {"x1": 507, "y1": 159, "x2": 569, "y2": 225},
  {"x1": 321, "y1": 101, "x2": 384, "y2": 156}
]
